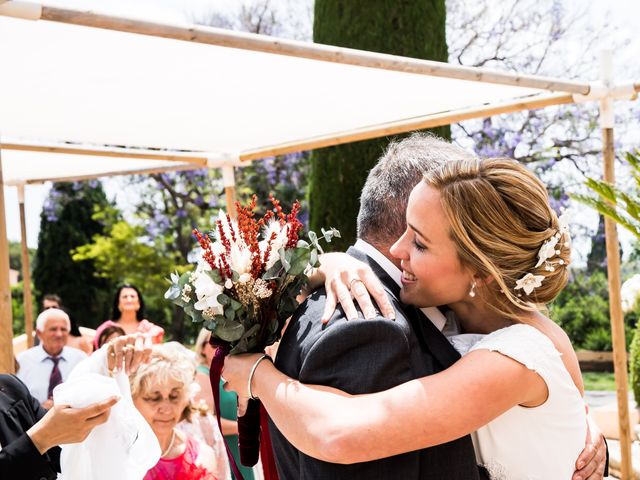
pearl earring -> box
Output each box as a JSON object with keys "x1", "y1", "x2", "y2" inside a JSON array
[{"x1": 469, "y1": 281, "x2": 477, "y2": 298}]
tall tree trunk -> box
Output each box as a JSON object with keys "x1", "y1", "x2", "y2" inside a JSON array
[{"x1": 309, "y1": 0, "x2": 450, "y2": 250}]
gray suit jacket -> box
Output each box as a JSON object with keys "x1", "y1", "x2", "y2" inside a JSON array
[{"x1": 268, "y1": 247, "x2": 482, "y2": 479}]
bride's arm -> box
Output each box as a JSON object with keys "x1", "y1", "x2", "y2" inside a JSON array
[{"x1": 223, "y1": 349, "x2": 544, "y2": 463}]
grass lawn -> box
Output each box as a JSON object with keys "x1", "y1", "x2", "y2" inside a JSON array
[{"x1": 582, "y1": 371, "x2": 628, "y2": 391}]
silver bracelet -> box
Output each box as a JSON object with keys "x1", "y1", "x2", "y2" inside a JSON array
[{"x1": 248, "y1": 354, "x2": 271, "y2": 401}]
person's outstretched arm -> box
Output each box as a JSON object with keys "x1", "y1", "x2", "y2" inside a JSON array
[
  {"x1": 224, "y1": 348, "x2": 543, "y2": 464},
  {"x1": 0, "y1": 375, "x2": 117, "y2": 480}
]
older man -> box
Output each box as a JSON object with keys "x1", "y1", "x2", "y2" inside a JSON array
[{"x1": 16, "y1": 308, "x2": 87, "y2": 407}]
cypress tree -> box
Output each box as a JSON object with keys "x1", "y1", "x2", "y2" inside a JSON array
[
  {"x1": 33, "y1": 181, "x2": 113, "y2": 328},
  {"x1": 309, "y1": 0, "x2": 450, "y2": 250}
]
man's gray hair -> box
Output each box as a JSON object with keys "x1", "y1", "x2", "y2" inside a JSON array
[
  {"x1": 36, "y1": 308, "x2": 70, "y2": 332},
  {"x1": 357, "y1": 133, "x2": 475, "y2": 248}
]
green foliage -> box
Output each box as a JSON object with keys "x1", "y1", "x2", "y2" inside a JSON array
[
  {"x1": 11, "y1": 282, "x2": 35, "y2": 335},
  {"x1": 309, "y1": 0, "x2": 450, "y2": 251},
  {"x1": 631, "y1": 323, "x2": 640, "y2": 404},
  {"x1": 573, "y1": 149, "x2": 640, "y2": 240},
  {"x1": 550, "y1": 271, "x2": 634, "y2": 351},
  {"x1": 9, "y1": 241, "x2": 35, "y2": 278},
  {"x1": 72, "y1": 218, "x2": 188, "y2": 332},
  {"x1": 33, "y1": 181, "x2": 113, "y2": 328}
]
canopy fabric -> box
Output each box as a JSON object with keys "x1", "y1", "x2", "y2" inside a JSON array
[{"x1": 0, "y1": 13, "x2": 573, "y2": 184}]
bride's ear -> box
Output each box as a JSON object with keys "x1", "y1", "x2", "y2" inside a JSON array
[{"x1": 473, "y1": 272, "x2": 495, "y2": 287}]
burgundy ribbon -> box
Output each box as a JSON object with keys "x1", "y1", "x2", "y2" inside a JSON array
[{"x1": 209, "y1": 340, "x2": 244, "y2": 480}]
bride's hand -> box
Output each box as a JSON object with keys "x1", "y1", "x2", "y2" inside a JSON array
[
  {"x1": 222, "y1": 353, "x2": 264, "y2": 416},
  {"x1": 316, "y1": 252, "x2": 395, "y2": 323}
]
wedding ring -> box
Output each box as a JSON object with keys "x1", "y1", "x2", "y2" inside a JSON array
[{"x1": 349, "y1": 278, "x2": 363, "y2": 290}]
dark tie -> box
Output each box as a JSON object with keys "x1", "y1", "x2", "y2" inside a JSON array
[{"x1": 47, "y1": 356, "x2": 63, "y2": 399}]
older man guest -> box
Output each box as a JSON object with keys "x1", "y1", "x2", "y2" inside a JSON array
[{"x1": 16, "y1": 308, "x2": 87, "y2": 408}]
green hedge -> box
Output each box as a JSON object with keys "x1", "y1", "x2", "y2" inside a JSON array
[{"x1": 630, "y1": 323, "x2": 640, "y2": 404}]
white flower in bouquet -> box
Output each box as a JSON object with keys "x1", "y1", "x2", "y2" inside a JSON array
[
  {"x1": 260, "y1": 220, "x2": 289, "y2": 270},
  {"x1": 229, "y1": 243, "x2": 252, "y2": 283},
  {"x1": 193, "y1": 268, "x2": 224, "y2": 315}
]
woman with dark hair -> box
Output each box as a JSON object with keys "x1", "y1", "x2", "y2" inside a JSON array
[
  {"x1": 93, "y1": 284, "x2": 164, "y2": 350},
  {"x1": 96, "y1": 324, "x2": 126, "y2": 349}
]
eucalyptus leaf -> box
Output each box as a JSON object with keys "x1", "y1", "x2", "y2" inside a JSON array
[
  {"x1": 215, "y1": 321, "x2": 245, "y2": 342},
  {"x1": 217, "y1": 293, "x2": 230, "y2": 306}
]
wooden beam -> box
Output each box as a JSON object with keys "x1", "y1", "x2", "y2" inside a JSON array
[
  {"x1": 17, "y1": 185, "x2": 33, "y2": 348},
  {"x1": 240, "y1": 92, "x2": 574, "y2": 162},
  {"x1": 36, "y1": 5, "x2": 590, "y2": 94},
  {"x1": 0, "y1": 151, "x2": 15, "y2": 374},
  {"x1": 602, "y1": 127, "x2": 634, "y2": 479},
  {"x1": 0, "y1": 142, "x2": 208, "y2": 164},
  {"x1": 12, "y1": 162, "x2": 206, "y2": 186}
]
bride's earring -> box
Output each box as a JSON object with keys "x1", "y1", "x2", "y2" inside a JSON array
[{"x1": 469, "y1": 281, "x2": 477, "y2": 298}]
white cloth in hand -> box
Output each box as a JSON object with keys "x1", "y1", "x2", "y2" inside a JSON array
[{"x1": 53, "y1": 347, "x2": 160, "y2": 480}]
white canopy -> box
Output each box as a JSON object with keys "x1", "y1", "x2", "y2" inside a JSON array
[{"x1": 0, "y1": 3, "x2": 592, "y2": 184}]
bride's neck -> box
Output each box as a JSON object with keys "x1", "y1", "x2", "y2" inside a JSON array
[{"x1": 448, "y1": 301, "x2": 513, "y2": 334}]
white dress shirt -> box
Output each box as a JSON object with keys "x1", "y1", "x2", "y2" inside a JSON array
[
  {"x1": 354, "y1": 239, "x2": 458, "y2": 334},
  {"x1": 16, "y1": 344, "x2": 87, "y2": 403}
]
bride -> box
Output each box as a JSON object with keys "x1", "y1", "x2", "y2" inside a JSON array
[{"x1": 222, "y1": 158, "x2": 596, "y2": 479}]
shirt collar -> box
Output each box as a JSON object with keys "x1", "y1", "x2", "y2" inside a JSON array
[
  {"x1": 353, "y1": 239, "x2": 447, "y2": 332},
  {"x1": 37, "y1": 344, "x2": 67, "y2": 362}
]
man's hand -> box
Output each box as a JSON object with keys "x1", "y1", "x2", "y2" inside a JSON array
[
  {"x1": 27, "y1": 396, "x2": 119, "y2": 454},
  {"x1": 572, "y1": 413, "x2": 607, "y2": 480},
  {"x1": 106, "y1": 333, "x2": 152, "y2": 375}
]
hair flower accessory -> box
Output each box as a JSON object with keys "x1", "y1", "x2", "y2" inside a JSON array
[
  {"x1": 514, "y1": 273, "x2": 545, "y2": 295},
  {"x1": 534, "y1": 235, "x2": 559, "y2": 268}
]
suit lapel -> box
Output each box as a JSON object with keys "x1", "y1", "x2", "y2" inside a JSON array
[
  {"x1": 410, "y1": 307, "x2": 461, "y2": 370},
  {"x1": 346, "y1": 246, "x2": 461, "y2": 370}
]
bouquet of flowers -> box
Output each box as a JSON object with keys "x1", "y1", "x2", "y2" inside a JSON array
[{"x1": 165, "y1": 195, "x2": 338, "y2": 477}]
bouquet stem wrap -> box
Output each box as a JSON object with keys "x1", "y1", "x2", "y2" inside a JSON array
[
  {"x1": 209, "y1": 341, "x2": 244, "y2": 480},
  {"x1": 238, "y1": 398, "x2": 262, "y2": 467}
]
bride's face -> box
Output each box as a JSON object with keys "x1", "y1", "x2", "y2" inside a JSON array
[
  {"x1": 134, "y1": 378, "x2": 188, "y2": 435},
  {"x1": 390, "y1": 182, "x2": 473, "y2": 308}
]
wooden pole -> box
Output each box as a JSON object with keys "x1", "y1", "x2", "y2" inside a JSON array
[
  {"x1": 17, "y1": 184, "x2": 34, "y2": 348},
  {"x1": 222, "y1": 166, "x2": 237, "y2": 219},
  {"x1": 600, "y1": 50, "x2": 633, "y2": 480},
  {"x1": 603, "y1": 128, "x2": 634, "y2": 479},
  {"x1": 25, "y1": 5, "x2": 591, "y2": 94},
  {"x1": 0, "y1": 149, "x2": 15, "y2": 374}
]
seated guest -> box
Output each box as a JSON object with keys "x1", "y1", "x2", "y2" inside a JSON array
[
  {"x1": 94, "y1": 284, "x2": 164, "y2": 350},
  {"x1": 42, "y1": 293, "x2": 62, "y2": 310},
  {"x1": 39, "y1": 294, "x2": 91, "y2": 354},
  {"x1": 16, "y1": 308, "x2": 87, "y2": 408},
  {"x1": 130, "y1": 343, "x2": 224, "y2": 480},
  {"x1": 95, "y1": 324, "x2": 126, "y2": 350}
]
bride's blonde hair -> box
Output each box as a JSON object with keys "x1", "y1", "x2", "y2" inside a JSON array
[{"x1": 422, "y1": 157, "x2": 570, "y2": 320}]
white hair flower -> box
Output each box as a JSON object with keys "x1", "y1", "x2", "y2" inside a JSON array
[
  {"x1": 534, "y1": 236, "x2": 559, "y2": 268},
  {"x1": 514, "y1": 273, "x2": 545, "y2": 295}
]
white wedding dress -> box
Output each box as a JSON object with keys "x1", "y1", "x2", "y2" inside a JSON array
[{"x1": 448, "y1": 324, "x2": 587, "y2": 480}]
